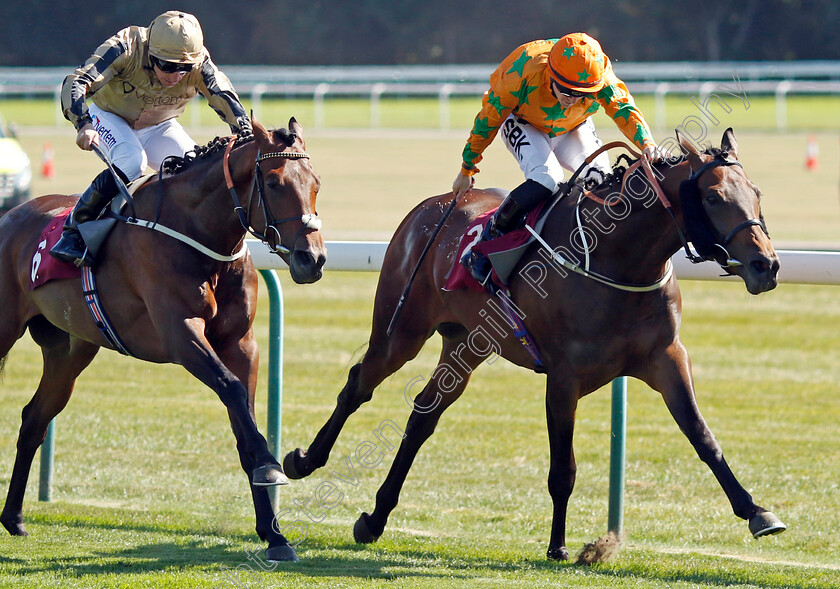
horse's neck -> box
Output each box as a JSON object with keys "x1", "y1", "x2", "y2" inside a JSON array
[
  {"x1": 138, "y1": 143, "x2": 255, "y2": 255},
  {"x1": 567, "y1": 160, "x2": 690, "y2": 278}
]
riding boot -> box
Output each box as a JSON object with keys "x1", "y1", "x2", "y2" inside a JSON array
[
  {"x1": 50, "y1": 169, "x2": 121, "y2": 266},
  {"x1": 461, "y1": 179, "x2": 553, "y2": 285}
]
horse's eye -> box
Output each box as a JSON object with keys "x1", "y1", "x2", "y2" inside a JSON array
[
  {"x1": 265, "y1": 175, "x2": 281, "y2": 191},
  {"x1": 705, "y1": 192, "x2": 721, "y2": 206}
]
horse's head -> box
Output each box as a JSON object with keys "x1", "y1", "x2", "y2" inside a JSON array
[
  {"x1": 251, "y1": 118, "x2": 327, "y2": 284},
  {"x1": 675, "y1": 128, "x2": 779, "y2": 294}
]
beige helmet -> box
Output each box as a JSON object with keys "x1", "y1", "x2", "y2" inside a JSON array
[{"x1": 148, "y1": 11, "x2": 204, "y2": 64}]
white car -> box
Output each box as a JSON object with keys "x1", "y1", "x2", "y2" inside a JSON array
[{"x1": 0, "y1": 122, "x2": 32, "y2": 215}]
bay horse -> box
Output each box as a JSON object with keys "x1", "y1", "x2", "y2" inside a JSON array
[
  {"x1": 0, "y1": 118, "x2": 325, "y2": 562},
  {"x1": 283, "y1": 128, "x2": 785, "y2": 561}
]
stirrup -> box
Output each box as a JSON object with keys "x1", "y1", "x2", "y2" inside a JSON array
[
  {"x1": 50, "y1": 231, "x2": 92, "y2": 267},
  {"x1": 461, "y1": 248, "x2": 492, "y2": 286}
]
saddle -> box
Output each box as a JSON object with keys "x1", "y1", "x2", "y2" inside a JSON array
[
  {"x1": 77, "y1": 172, "x2": 157, "y2": 262},
  {"x1": 444, "y1": 186, "x2": 578, "y2": 293},
  {"x1": 29, "y1": 173, "x2": 155, "y2": 290}
]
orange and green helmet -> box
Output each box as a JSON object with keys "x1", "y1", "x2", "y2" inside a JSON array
[{"x1": 548, "y1": 33, "x2": 611, "y2": 93}]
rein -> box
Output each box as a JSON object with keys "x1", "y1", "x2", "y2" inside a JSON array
[
  {"x1": 576, "y1": 143, "x2": 766, "y2": 272},
  {"x1": 223, "y1": 138, "x2": 321, "y2": 256}
]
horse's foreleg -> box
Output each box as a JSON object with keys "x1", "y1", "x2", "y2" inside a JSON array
[
  {"x1": 173, "y1": 318, "x2": 283, "y2": 487},
  {"x1": 284, "y1": 325, "x2": 430, "y2": 480},
  {"x1": 1, "y1": 335, "x2": 98, "y2": 536},
  {"x1": 544, "y1": 371, "x2": 580, "y2": 561},
  {"x1": 353, "y1": 339, "x2": 478, "y2": 544},
  {"x1": 648, "y1": 342, "x2": 786, "y2": 538},
  {"x1": 217, "y1": 332, "x2": 297, "y2": 562}
]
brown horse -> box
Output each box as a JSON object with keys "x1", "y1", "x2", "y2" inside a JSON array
[
  {"x1": 283, "y1": 128, "x2": 785, "y2": 560},
  {"x1": 0, "y1": 118, "x2": 325, "y2": 562}
]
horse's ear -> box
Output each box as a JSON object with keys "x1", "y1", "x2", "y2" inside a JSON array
[
  {"x1": 721, "y1": 127, "x2": 738, "y2": 158},
  {"x1": 289, "y1": 117, "x2": 305, "y2": 147},
  {"x1": 675, "y1": 129, "x2": 698, "y2": 156},
  {"x1": 252, "y1": 117, "x2": 269, "y2": 140}
]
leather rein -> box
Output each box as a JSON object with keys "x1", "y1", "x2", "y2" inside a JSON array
[
  {"x1": 576, "y1": 142, "x2": 767, "y2": 270},
  {"x1": 223, "y1": 137, "x2": 321, "y2": 256}
]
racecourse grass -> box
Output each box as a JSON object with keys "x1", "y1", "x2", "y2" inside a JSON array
[
  {"x1": 0, "y1": 98, "x2": 838, "y2": 587},
  {"x1": 0, "y1": 276, "x2": 838, "y2": 588}
]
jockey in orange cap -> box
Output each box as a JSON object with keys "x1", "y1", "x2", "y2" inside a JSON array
[{"x1": 454, "y1": 33, "x2": 660, "y2": 284}]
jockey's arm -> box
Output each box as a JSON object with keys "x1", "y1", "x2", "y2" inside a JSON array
[{"x1": 197, "y1": 56, "x2": 250, "y2": 135}]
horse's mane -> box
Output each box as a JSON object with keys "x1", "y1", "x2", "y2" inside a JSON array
[
  {"x1": 161, "y1": 128, "x2": 299, "y2": 175},
  {"x1": 583, "y1": 144, "x2": 727, "y2": 192}
]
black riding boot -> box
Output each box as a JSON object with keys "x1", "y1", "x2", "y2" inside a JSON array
[
  {"x1": 460, "y1": 179, "x2": 553, "y2": 285},
  {"x1": 50, "y1": 168, "x2": 121, "y2": 266}
]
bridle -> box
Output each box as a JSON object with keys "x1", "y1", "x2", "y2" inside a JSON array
[
  {"x1": 676, "y1": 155, "x2": 768, "y2": 269},
  {"x1": 223, "y1": 138, "x2": 322, "y2": 256},
  {"x1": 580, "y1": 144, "x2": 768, "y2": 271}
]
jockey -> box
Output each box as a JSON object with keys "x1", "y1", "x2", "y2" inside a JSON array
[
  {"x1": 453, "y1": 33, "x2": 659, "y2": 284},
  {"x1": 51, "y1": 10, "x2": 252, "y2": 266}
]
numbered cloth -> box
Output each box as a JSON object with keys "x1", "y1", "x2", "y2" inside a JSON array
[
  {"x1": 29, "y1": 209, "x2": 81, "y2": 289},
  {"x1": 444, "y1": 201, "x2": 547, "y2": 292}
]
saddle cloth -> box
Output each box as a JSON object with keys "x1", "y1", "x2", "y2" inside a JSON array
[
  {"x1": 29, "y1": 208, "x2": 79, "y2": 290},
  {"x1": 28, "y1": 172, "x2": 156, "y2": 291},
  {"x1": 443, "y1": 200, "x2": 550, "y2": 292}
]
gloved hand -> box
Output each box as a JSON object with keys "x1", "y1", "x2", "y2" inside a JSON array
[
  {"x1": 452, "y1": 169, "x2": 474, "y2": 198},
  {"x1": 234, "y1": 115, "x2": 253, "y2": 138}
]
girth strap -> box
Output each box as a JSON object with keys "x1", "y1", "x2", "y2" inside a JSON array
[{"x1": 81, "y1": 266, "x2": 131, "y2": 356}]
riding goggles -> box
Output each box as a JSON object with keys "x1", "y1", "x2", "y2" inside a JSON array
[
  {"x1": 552, "y1": 81, "x2": 590, "y2": 99},
  {"x1": 150, "y1": 55, "x2": 193, "y2": 73}
]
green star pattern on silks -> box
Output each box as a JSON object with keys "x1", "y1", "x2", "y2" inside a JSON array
[
  {"x1": 506, "y1": 50, "x2": 531, "y2": 77},
  {"x1": 612, "y1": 103, "x2": 636, "y2": 122},
  {"x1": 541, "y1": 102, "x2": 567, "y2": 120},
  {"x1": 633, "y1": 123, "x2": 650, "y2": 146},
  {"x1": 596, "y1": 84, "x2": 618, "y2": 102},
  {"x1": 577, "y1": 69, "x2": 591, "y2": 83},
  {"x1": 512, "y1": 79, "x2": 538, "y2": 105},
  {"x1": 585, "y1": 100, "x2": 600, "y2": 115},
  {"x1": 462, "y1": 144, "x2": 480, "y2": 166},
  {"x1": 486, "y1": 90, "x2": 504, "y2": 115},
  {"x1": 548, "y1": 126, "x2": 567, "y2": 137},
  {"x1": 562, "y1": 46, "x2": 576, "y2": 59},
  {"x1": 471, "y1": 116, "x2": 497, "y2": 139}
]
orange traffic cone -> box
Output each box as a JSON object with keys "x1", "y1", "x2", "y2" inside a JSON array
[
  {"x1": 805, "y1": 134, "x2": 819, "y2": 171},
  {"x1": 41, "y1": 142, "x2": 55, "y2": 178}
]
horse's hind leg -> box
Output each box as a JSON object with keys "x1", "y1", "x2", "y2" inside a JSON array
[
  {"x1": 0, "y1": 319, "x2": 98, "y2": 536},
  {"x1": 284, "y1": 318, "x2": 432, "y2": 479},
  {"x1": 353, "y1": 337, "x2": 481, "y2": 544}
]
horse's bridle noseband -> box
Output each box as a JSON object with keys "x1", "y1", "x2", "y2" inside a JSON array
[
  {"x1": 223, "y1": 138, "x2": 321, "y2": 256},
  {"x1": 679, "y1": 155, "x2": 768, "y2": 269}
]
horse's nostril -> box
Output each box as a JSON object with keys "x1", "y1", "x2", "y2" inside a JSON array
[
  {"x1": 750, "y1": 257, "x2": 778, "y2": 276},
  {"x1": 316, "y1": 254, "x2": 326, "y2": 269}
]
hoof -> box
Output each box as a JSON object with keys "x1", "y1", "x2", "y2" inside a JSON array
[
  {"x1": 265, "y1": 543, "x2": 299, "y2": 562},
  {"x1": 353, "y1": 512, "x2": 381, "y2": 544},
  {"x1": 1, "y1": 513, "x2": 28, "y2": 537},
  {"x1": 252, "y1": 464, "x2": 289, "y2": 487},
  {"x1": 750, "y1": 511, "x2": 787, "y2": 538},
  {"x1": 283, "y1": 448, "x2": 313, "y2": 480},
  {"x1": 547, "y1": 546, "x2": 569, "y2": 561}
]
